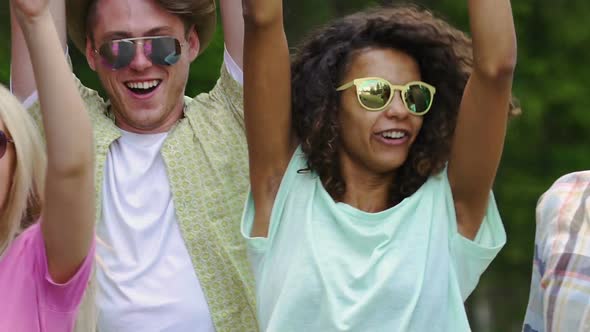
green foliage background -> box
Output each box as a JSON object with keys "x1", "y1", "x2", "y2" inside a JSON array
[{"x1": 2, "y1": 1, "x2": 590, "y2": 331}]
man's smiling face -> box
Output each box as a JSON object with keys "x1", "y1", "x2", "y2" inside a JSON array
[{"x1": 86, "y1": 0, "x2": 200, "y2": 133}]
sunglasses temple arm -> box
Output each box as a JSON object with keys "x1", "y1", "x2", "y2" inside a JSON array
[{"x1": 336, "y1": 81, "x2": 355, "y2": 91}]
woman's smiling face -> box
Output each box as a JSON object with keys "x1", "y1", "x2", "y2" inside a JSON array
[{"x1": 337, "y1": 47, "x2": 425, "y2": 177}]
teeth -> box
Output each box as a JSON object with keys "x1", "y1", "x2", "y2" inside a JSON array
[
  {"x1": 126, "y1": 80, "x2": 160, "y2": 90},
  {"x1": 381, "y1": 131, "x2": 405, "y2": 139}
]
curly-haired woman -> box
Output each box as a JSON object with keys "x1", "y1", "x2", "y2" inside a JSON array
[
  {"x1": 0, "y1": 0, "x2": 94, "y2": 330},
  {"x1": 241, "y1": 0, "x2": 516, "y2": 330}
]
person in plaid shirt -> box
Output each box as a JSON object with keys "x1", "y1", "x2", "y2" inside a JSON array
[{"x1": 523, "y1": 171, "x2": 590, "y2": 332}]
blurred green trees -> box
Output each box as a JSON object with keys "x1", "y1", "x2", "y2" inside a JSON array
[{"x1": 2, "y1": 1, "x2": 590, "y2": 331}]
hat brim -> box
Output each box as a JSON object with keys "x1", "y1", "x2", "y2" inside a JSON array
[{"x1": 66, "y1": 0, "x2": 216, "y2": 56}]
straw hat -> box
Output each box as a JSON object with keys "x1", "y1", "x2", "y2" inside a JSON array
[{"x1": 66, "y1": 0, "x2": 217, "y2": 55}]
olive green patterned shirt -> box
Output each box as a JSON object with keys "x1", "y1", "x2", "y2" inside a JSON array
[{"x1": 28, "y1": 64, "x2": 257, "y2": 332}]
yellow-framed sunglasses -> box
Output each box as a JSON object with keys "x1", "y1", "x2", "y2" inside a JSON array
[{"x1": 336, "y1": 77, "x2": 436, "y2": 115}]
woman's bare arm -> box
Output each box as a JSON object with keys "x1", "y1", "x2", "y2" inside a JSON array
[
  {"x1": 242, "y1": 0, "x2": 295, "y2": 237},
  {"x1": 11, "y1": 0, "x2": 94, "y2": 283},
  {"x1": 447, "y1": 0, "x2": 517, "y2": 239}
]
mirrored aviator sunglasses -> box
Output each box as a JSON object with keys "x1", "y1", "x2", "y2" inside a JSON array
[
  {"x1": 0, "y1": 130, "x2": 14, "y2": 160},
  {"x1": 337, "y1": 77, "x2": 436, "y2": 115},
  {"x1": 96, "y1": 36, "x2": 183, "y2": 70}
]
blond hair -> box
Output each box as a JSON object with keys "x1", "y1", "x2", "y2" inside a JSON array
[{"x1": 0, "y1": 84, "x2": 45, "y2": 255}]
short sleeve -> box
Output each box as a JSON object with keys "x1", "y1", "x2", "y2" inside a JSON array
[
  {"x1": 445, "y1": 171, "x2": 506, "y2": 300},
  {"x1": 34, "y1": 227, "x2": 96, "y2": 312},
  {"x1": 241, "y1": 147, "x2": 306, "y2": 251},
  {"x1": 224, "y1": 47, "x2": 243, "y2": 85},
  {"x1": 204, "y1": 58, "x2": 244, "y2": 122}
]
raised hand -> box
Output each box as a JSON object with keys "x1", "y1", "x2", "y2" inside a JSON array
[
  {"x1": 10, "y1": 0, "x2": 66, "y2": 102},
  {"x1": 242, "y1": 0, "x2": 283, "y2": 25},
  {"x1": 10, "y1": 0, "x2": 50, "y2": 26}
]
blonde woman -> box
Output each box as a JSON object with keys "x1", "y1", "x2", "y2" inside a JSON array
[{"x1": 0, "y1": 0, "x2": 94, "y2": 330}]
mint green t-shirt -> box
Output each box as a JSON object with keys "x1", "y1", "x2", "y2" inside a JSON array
[{"x1": 241, "y1": 147, "x2": 506, "y2": 331}]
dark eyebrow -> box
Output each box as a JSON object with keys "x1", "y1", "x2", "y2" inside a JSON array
[{"x1": 144, "y1": 27, "x2": 175, "y2": 36}]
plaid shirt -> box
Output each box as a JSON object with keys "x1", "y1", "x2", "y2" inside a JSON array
[{"x1": 523, "y1": 171, "x2": 590, "y2": 332}]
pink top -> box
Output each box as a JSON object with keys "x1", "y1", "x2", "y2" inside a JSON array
[{"x1": 0, "y1": 223, "x2": 94, "y2": 332}]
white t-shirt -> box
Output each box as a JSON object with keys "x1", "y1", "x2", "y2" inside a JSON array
[
  {"x1": 97, "y1": 129, "x2": 215, "y2": 332},
  {"x1": 95, "y1": 50, "x2": 242, "y2": 332}
]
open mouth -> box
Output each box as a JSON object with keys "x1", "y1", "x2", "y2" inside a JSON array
[
  {"x1": 379, "y1": 130, "x2": 407, "y2": 141},
  {"x1": 125, "y1": 80, "x2": 161, "y2": 95}
]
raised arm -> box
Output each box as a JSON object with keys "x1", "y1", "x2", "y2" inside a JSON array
[
  {"x1": 242, "y1": 0, "x2": 294, "y2": 237},
  {"x1": 220, "y1": 0, "x2": 244, "y2": 69},
  {"x1": 11, "y1": 0, "x2": 94, "y2": 283},
  {"x1": 10, "y1": 0, "x2": 66, "y2": 103},
  {"x1": 447, "y1": 0, "x2": 517, "y2": 239}
]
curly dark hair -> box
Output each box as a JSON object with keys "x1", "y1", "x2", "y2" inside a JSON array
[{"x1": 291, "y1": 4, "x2": 486, "y2": 206}]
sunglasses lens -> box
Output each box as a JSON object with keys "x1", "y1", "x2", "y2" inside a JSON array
[
  {"x1": 404, "y1": 84, "x2": 433, "y2": 114},
  {"x1": 0, "y1": 131, "x2": 7, "y2": 159},
  {"x1": 148, "y1": 37, "x2": 182, "y2": 66},
  {"x1": 99, "y1": 40, "x2": 135, "y2": 70},
  {"x1": 357, "y1": 79, "x2": 391, "y2": 110}
]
